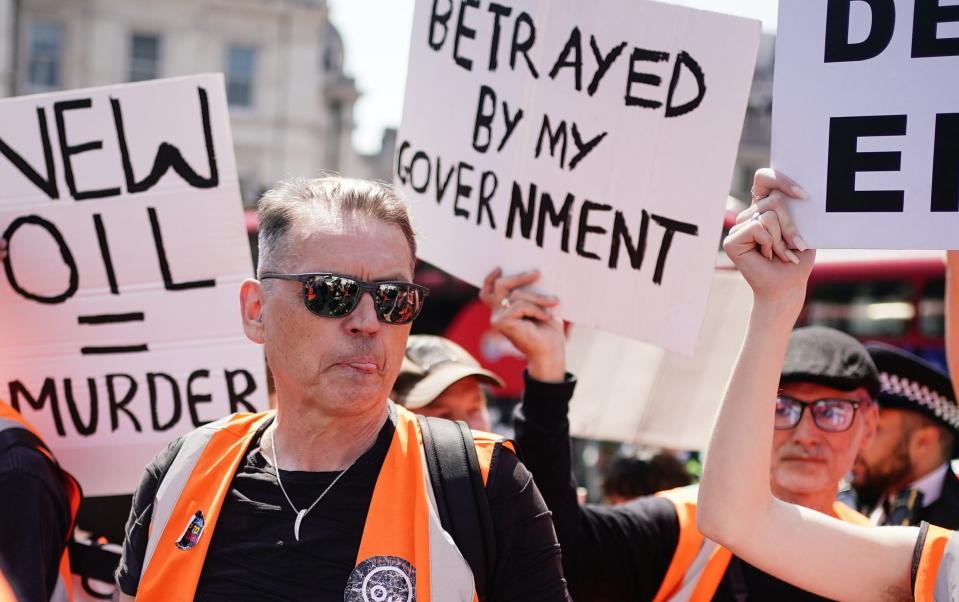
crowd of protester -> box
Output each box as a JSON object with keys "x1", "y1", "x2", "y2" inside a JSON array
[{"x1": 2, "y1": 174, "x2": 958, "y2": 599}]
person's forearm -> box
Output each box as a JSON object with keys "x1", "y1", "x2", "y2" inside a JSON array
[
  {"x1": 512, "y1": 375, "x2": 605, "y2": 587},
  {"x1": 493, "y1": 472, "x2": 571, "y2": 601},
  {"x1": 527, "y1": 355, "x2": 566, "y2": 383},
  {"x1": 512, "y1": 375, "x2": 579, "y2": 521},
  {"x1": 697, "y1": 294, "x2": 918, "y2": 602},
  {"x1": 698, "y1": 296, "x2": 801, "y2": 542},
  {"x1": 526, "y1": 339, "x2": 566, "y2": 383}
]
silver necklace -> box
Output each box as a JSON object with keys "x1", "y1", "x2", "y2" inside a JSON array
[{"x1": 268, "y1": 428, "x2": 356, "y2": 542}]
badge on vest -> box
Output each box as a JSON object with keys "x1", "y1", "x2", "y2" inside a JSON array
[
  {"x1": 176, "y1": 510, "x2": 206, "y2": 550},
  {"x1": 345, "y1": 556, "x2": 415, "y2": 602}
]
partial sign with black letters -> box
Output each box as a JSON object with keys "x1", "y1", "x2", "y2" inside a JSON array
[
  {"x1": 773, "y1": 0, "x2": 959, "y2": 249},
  {"x1": 396, "y1": 0, "x2": 760, "y2": 353},
  {"x1": 0, "y1": 75, "x2": 267, "y2": 495}
]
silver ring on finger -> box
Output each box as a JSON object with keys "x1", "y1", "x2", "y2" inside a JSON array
[
  {"x1": 500, "y1": 297, "x2": 511, "y2": 309},
  {"x1": 750, "y1": 211, "x2": 763, "y2": 224}
]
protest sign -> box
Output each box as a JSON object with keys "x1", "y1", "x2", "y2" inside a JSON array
[
  {"x1": 773, "y1": 0, "x2": 959, "y2": 249},
  {"x1": 396, "y1": 0, "x2": 760, "y2": 354},
  {"x1": 0, "y1": 75, "x2": 267, "y2": 495},
  {"x1": 566, "y1": 268, "x2": 750, "y2": 449}
]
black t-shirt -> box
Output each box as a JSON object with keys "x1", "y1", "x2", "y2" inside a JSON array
[
  {"x1": 513, "y1": 373, "x2": 836, "y2": 602},
  {"x1": 0, "y1": 440, "x2": 71, "y2": 602},
  {"x1": 117, "y1": 407, "x2": 569, "y2": 601}
]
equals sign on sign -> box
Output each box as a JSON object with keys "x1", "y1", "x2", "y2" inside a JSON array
[{"x1": 77, "y1": 312, "x2": 148, "y2": 355}]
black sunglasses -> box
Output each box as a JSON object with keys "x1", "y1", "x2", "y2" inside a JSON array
[
  {"x1": 260, "y1": 272, "x2": 429, "y2": 325},
  {"x1": 774, "y1": 395, "x2": 862, "y2": 433}
]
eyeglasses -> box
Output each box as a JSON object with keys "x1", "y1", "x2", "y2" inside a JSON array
[
  {"x1": 774, "y1": 395, "x2": 862, "y2": 433},
  {"x1": 260, "y1": 272, "x2": 429, "y2": 325}
]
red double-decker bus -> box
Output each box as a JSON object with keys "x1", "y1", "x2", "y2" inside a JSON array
[
  {"x1": 717, "y1": 209, "x2": 949, "y2": 370},
  {"x1": 799, "y1": 249, "x2": 947, "y2": 370}
]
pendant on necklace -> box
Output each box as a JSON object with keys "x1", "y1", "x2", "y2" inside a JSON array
[{"x1": 294, "y1": 509, "x2": 307, "y2": 542}]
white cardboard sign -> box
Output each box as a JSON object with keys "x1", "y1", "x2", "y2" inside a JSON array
[
  {"x1": 397, "y1": 0, "x2": 760, "y2": 354},
  {"x1": 773, "y1": 0, "x2": 959, "y2": 249},
  {"x1": 566, "y1": 268, "x2": 751, "y2": 449},
  {"x1": 0, "y1": 75, "x2": 268, "y2": 495}
]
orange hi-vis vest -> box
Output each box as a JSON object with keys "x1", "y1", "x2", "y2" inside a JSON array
[
  {"x1": 0, "y1": 570, "x2": 14, "y2": 602},
  {"x1": 651, "y1": 485, "x2": 871, "y2": 602},
  {"x1": 136, "y1": 403, "x2": 508, "y2": 602},
  {"x1": 0, "y1": 401, "x2": 81, "y2": 602},
  {"x1": 915, "y1": 524, "x2": 957, "y2": 601}
]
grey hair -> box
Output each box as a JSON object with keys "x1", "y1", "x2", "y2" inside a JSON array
[{"x1": 256, "y1": 176, "x2": 417, "y2": 275}]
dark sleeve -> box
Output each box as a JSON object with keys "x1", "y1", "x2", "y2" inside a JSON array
[
  {"x1": 0, "y1": 448, "x2": 70, "y2": 602},
  {"x1": 913, "y1": 522, "x2": 930, "y2": 594},
  {"x1": 513, "y1": 372, "x2": 680, "y2": 602},
  {"x1": 486, "y1": 442, "x2": 570, "y2": 601},
  {"x1": 115, "y1": 437, "x2": 184, "y2": 596}
]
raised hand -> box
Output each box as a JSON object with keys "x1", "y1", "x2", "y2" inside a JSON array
[
  {"x1": 479, "y1": 268, "x2": 566, "y2": 382},
  {"x1": 724, "y1": 169, "x2": 816, "y2": 306}
]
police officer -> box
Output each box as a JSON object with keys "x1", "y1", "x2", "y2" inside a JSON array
[{"x1": 853, "y1": 343, "x2": 959, "y2": 528}]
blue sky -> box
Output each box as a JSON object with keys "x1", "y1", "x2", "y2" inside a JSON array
[{"x1": 327, "y1": 0, "x2": 778, "y2": 154}]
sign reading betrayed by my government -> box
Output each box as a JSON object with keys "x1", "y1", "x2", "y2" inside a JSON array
[
  {"x1": 773, "y1": 1, "x2": 959, "y2": 249},
  {"x1": 396, "y1": 0, "x2": 760, "y2": 353},
  {"x1": 0, "y1": 75, "x2": 267, "y2": 495}
]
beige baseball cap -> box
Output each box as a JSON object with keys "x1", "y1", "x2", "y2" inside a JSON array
[{"x1": 392, "y1": 335, "x2": 505, "y2": 409}]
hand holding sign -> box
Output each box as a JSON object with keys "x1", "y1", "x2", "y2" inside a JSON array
[
  {"x1": 480, "y1": 268, "x2": 566, "y2": 383},
  {"x1": 723, "y1": 171, "x2": 815, "y2": 306}
]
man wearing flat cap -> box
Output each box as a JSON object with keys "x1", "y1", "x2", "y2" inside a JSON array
[
  {"x1": 488, "y1": 258, "x2": 882, "y2": 600},
  {"x1": 852, "y1": 343, "x2": 959, "y2": 529},
  {"x1": 391, "y1": 335, "x2": 504, "y2": 431}
]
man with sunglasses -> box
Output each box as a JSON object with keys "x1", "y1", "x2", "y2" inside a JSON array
[
  {"x1": 114, "y1": 177, "x2": 569, "y2": 601},
  {"x1": 487, "y1": 195, "x2": 878, "y2": 599}
]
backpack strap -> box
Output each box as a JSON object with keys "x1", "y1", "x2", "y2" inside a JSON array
[
  {"x1": 68, "y1": 539, "x2": 122, "y2": 596},
  {"x1": 417, "y1": 415, "x2": 496, "y2": 602},
  {"x1": 0, "y1": 427, "x2": 51, "y2": 457}
]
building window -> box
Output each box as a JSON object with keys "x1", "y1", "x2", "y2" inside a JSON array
[
  {"x1": 226, "y1": 45, "x2": 256, "y2": 108},
  {"x1": 129, "y1": 33, "x2": 161, "y2": 82},
  {"x1": 27, "y1": 21, "x2": 63, "y2": 90}
]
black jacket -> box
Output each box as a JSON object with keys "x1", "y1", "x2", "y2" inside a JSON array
[
  {"x1": 917, "y1": 465, "x2": 959, "y2": 530},
  {"x1": 513, "y1": 373, "x2": 836, "y2": 602}
]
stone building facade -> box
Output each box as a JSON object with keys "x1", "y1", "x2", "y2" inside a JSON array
[
  {"x1": 0, "y1": 0, "x2": 363, "y2": 205},
  {"x1": 731, "y1": 32, "x2": 775, "y2": 204}
]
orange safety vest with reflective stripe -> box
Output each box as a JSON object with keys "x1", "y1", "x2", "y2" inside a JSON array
[
  {"x1": 915, "y1": 524, "x2": 957, "y2": 602},
  {"x1": 651, "y1": 485, "x2": 871, "y2": 602},
  {"x1": 0, "y1": 572, "x2": 17, "y2": 602},
  {"x1": 0, "y1": 401, "x2": 81, "y2": 602},
  {"x1": 0, "y1": 573, "x2": 17, "y2": 602},
  {"x1": 136, "y1": 403, "x2": 508, "y2": 602},
  {"x1": 0, "y1": 570, "x2": 15, "y2": 602}
]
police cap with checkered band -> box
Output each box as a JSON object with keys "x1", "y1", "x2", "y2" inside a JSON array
[{"x1": 866, "y1": 342, "x2": 959, "y2": 436}]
